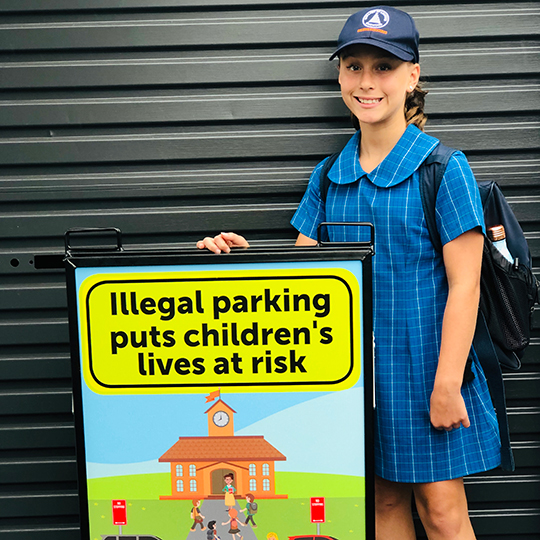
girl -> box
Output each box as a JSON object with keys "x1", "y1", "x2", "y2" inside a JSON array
[
  {"x1": 222, "y1": 508, "x2": 245, "y2": 540},
  {"x1": 198, "y1": 6, "x2": 501, "y2": 539}
]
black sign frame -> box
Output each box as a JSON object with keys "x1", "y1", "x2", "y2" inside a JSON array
[{"x1": 65, "y1": 240, "x2": 374, "y2": 540}]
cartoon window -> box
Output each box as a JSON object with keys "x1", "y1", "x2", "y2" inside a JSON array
[
  {"x1": 262, "y1": 463, "x2": 270, "y2": 476},
  {"x1": 263, "y1": 478, "x2": 270, "y2": 491},
  {"x1": 249, "y1": 463, "x2": 256, "y2": 476},
  {"x1": 176, "y1": 479, "x2": 184, "y2": 492},
  {"x1": 189, "y1": 464, "x2": 197, "y2": 476},
  {"x1": 249, "y1": 479, "x2": 257, "y2": 491},
  {"x1": 190, "y1": 479, "x2": 197, "y2": 492},
  {"x1": 176, "y1": 464, "x2": 183, "y2": 477}
]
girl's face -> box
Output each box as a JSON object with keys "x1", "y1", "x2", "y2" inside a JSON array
[
  {"x1": 338, "y1": 45, "x2": 420, "y2": 130},
  {"x1": 225, "y1": 476, "x2": 232, "y2": 485}
]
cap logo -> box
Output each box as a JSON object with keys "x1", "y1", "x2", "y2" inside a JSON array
[{"x1": 361, "y1": 8, "x2": 390, "y2": 29}]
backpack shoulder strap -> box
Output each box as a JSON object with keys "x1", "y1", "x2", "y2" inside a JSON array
[
  {"x1": 319, "y1": 152, "x2": 340, "y2": 204},
  {"x1": 473, "y1": 310, "x2": 515, "y2": 470},
  {"x1": 419, "y1": 143, "x2": 457, "y2": 253}
]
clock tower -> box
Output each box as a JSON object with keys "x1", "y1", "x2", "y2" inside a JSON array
[{"x1": 205, "y1": 398, "x2": 236, "y2": 437}]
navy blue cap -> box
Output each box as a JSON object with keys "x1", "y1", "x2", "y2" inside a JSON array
[{"x1": 330, "y1": 6, "x2": 419, "y2": 63}]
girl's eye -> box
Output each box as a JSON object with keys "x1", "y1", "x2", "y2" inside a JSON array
[
  {"x1": 376, "y1": 63, "x2": 393, "y2": 72},
  {"x1": 346, "y1": 63, "x2": 360, "y2": 71}
]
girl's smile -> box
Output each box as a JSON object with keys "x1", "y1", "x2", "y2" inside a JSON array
[{"x1": 355, "y1": 96, "x2": 383, "y2": 106}]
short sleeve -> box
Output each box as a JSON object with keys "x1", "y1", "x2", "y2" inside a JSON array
[
  {"x1": 290, "y1": 158, "x2": 328, "y2": 240},
  {"x1": 435, "y1": 151, "x2": 485, "y2": 246}
]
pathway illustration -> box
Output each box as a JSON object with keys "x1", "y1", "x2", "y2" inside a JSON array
[{"x1": 185, "y1": 499, "x2": 258, "y2": 540}]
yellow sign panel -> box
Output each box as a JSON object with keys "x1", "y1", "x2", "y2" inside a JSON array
[{"x1": 78, "y1": 268, "x2": 361, "y2": 394}]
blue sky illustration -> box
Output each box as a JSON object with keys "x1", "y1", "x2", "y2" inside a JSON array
[{"x1": 85, "y1": 385, "x2": 365, "y2": 479}]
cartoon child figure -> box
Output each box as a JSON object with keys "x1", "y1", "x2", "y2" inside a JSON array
[
  {"x1": 222, "y1": 508, "x2": 245, "y2": 539},
  {"x1": 207, "y1": 520, "x2": 220, "y2": 540},
  {"x1": 266, "y1": 533, "x2": 278, "y2": 540},
  {"x1": 190, "y1": 499, "x2": 206, "y2": 532},
  {"x1": 240, "y1": 493, "x2": 257, "y2": 528},
  {"x1": 222, "y1": 473, "x2": 236, "y2": 509}
]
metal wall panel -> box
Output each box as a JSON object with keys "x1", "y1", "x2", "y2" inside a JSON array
[{"x1": 0, "y1": 1, "x2": 538, "y2": 539}]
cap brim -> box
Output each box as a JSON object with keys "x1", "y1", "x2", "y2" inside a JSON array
[{"x1": 329, "y1": 38, "x2": 417, "y2": 63}]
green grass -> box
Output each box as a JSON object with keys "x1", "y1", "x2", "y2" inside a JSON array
[
  {"x1": 276, "y1": 471, "x2": 364, "y2": 498},
  {"x1": 87, "y1": 472, "x2": 366, "y2": 540},
  {"x1": 88, "y1": 472, "x2": 170, "y2": 500}
]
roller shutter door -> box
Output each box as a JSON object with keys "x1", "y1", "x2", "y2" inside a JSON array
[{"x1": 0, "y1": 2, "x2": 538, "y2": 538}]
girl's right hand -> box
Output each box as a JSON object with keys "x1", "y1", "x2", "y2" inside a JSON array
[{"x1": 196, "y1": 232, "x2": 249, "y2": 254}]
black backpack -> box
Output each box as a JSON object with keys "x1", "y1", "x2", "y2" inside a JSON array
[
  {"x1": 419, "y1": 145, "x2": 538, "y2": 366},
  {"x1": 319, "y1": 146, "x2": 539, "y2": 471}
]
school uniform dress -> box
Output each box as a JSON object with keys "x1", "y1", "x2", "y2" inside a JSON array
[{"x1": 291, "y1": 124, "x2": 501, "y2": 483}]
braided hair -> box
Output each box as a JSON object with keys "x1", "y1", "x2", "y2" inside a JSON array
[{"x1": 404, "y1": 82, "x2": 428, "y2": 131}]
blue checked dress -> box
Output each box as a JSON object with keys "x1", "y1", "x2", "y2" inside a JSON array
[{"x1": 291, "y1": 125, "x2": 501, "y2": 483}]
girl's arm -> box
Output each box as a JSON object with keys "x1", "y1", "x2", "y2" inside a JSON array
[
  {"x1": 430, "y1": 228, "x2": 484, "y2": 431},
  {"x1": 295, "y1": 233, "x2": 317, "y2": 246},
  {"x1": 197, "y1": 231, "x2": 316, "y2": 252}
]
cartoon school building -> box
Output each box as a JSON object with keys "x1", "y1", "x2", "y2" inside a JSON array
[{"x1": 159, "y1": 395, "x2": 288, "y2": 500}]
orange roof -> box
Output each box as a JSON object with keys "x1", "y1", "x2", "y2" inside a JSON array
[
  {"x1": 204, "y1": 398, "x2": 236, "y2": 415},
  {"x1": 159, "y1": 436, "x2": 286, "y2": 462}
]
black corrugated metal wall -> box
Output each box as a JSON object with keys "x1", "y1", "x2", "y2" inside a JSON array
[{"x1": 0, "y1": 1, "x2": 539, "y2": 538}]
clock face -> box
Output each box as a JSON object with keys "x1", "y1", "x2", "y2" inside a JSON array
[{"x1": 213, "y1": 411, "x2": 230, "y2": 427}]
